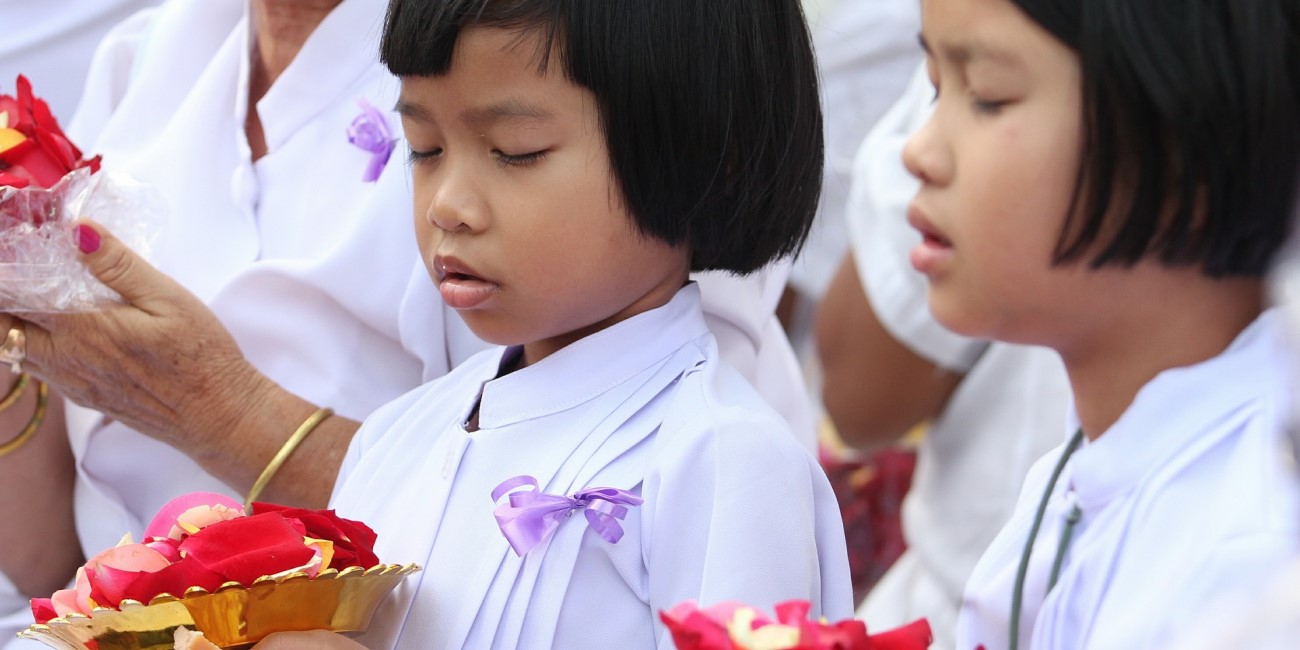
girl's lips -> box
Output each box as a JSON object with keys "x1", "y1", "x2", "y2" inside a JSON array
[
  {"x1": 434, "y1": 255, "x2": 499, "y2": 309},
  {"x1": 439, "y1": 276, "x2": 499, "y2": 309},
  {"x1": 909, "y1": 235, "x2": 955, "y2": 275},
  {"x1": 906, "y1": 205, "x2": 954, "y2": 275}
]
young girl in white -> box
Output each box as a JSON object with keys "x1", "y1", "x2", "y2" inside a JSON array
[
  {"x1": 259, "y1": 0, "x2": 852, "y2": 648},
  {"x1": 905, "y1": 0, "x2": 1300, "y2": 648}
]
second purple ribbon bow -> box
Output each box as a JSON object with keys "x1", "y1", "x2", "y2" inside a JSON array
[
  {"x1": 491, "y1": 475, "x2": 644, "y2": 557},
  {"x1": 347, "y1": 98, "x2": 396, "y2": 183}
]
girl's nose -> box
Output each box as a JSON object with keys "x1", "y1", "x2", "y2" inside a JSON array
[
  {"x1": 901, "y1": 111, "x2": 952, "y2": 187},
  {"x1": 425, "y1": 164, "x2": 488, "y2": 233}
]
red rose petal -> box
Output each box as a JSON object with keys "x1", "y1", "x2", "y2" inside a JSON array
[
  {"x1": 29, "y1": 94, "x2": 70, "y2": 143},
  {"x1": 774, "y1": 599, "x2": 812, "y2": 626},
  {"x1": 30, "y1": 598, "x2": 57, "y2": 625},
  {"x1": 77, "y1": 154, "x2": 102, "y2": 174},
  {"x1": 13, "y1": 76, "x2": 38, "y2": 136},
  {"x1": 86, "y1": 565, "x2": 143, "y2": 609},
  {"x1": 0, "y1": 170, "x2": 31, "y2": 188},
  {"x1": 658, "y1": 606, "x2": 738, "y2": 650},
  {"x1": 798, "y1": 619, "x2": 870, "y2": 649},
  {"x1": 0, "y1": 135, "x2": 34, "y2": 163},
  {"x1": 117, "y1": 558, "x2": 227, "y2": 604},
  {"x1": 83, "y1": 544, "x2": 173, "y2": 608},
  {"x1": 2, "y1": 76, "x2": 96, "y2": 186},
  {"x1": 252, "y1": 503, "x2": 380, "y2": 569},
  {"x1": 178, "y1": 512, "x2": 315, "y2": 585},
  {"x1": 6, "y1": 144, "x2": 67, "y2": 188},
  {"x1": 867, "y1": 619, "x2": 933, "y2": 650},
  {"x1": 33, "y1": 129, "x2": 78, "y2": 172}
]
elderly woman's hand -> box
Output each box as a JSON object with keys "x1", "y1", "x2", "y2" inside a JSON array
[
  {"x1": 3, "y1": 222, "x2": 273, "y2": 456},
  {"x1": 1, "y1": 222, "x2": 356, "y2": 507}
]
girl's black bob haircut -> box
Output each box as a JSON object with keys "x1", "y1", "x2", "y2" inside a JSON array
[
  {"x1": 380, "y1": 0, "x2": 823, "y2": 275},
  {"x1": 1012, "y1": 0, "x2": 1300, "y2": 277}
]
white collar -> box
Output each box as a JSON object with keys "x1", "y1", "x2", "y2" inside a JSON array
[
  {"x1": 1067, "y1": 309, "x2": 1288, "y2": 509},
  {"x1": 240, "y1": 0, "x2": 391, "y2": 153},
  {"x1": 477, "y1": 283, "x2": 709, "y2": 429}
]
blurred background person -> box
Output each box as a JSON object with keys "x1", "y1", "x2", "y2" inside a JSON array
[
  {"x1": 816, "y1": 67, "x2": 1071, "y2": 648},
  {"x1": 781, "y1": 0, "x2": 921, "y2": 350},
  {"x1": 786, "y1": 0, "x2": 923, "y2": 605}
]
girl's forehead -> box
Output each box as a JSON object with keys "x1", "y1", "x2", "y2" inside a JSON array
[
  {"x1": 395, "y1": 32, "x2": 593, "y2": 131},
  {"x1": 451, "y1": 25, "x2": 560, "y2": 76}
]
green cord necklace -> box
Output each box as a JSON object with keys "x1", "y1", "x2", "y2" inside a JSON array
[{"x1": 1008, "y1": 428, "x2": 1085, "y2": 650}]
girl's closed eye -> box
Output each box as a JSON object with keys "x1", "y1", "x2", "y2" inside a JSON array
[
  {"x1": 408, "y1": 146, "x2": 442, "y2": 164},
  {"x1": 969, "y1": 93, "x2": 1010, "y2": 115},
  {"x1": 492, "y1": 149, "x2": 548, "y2": 168}
]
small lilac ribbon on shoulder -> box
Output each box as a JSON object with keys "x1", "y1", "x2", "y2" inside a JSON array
[
  {"x1": 491, "y1": 475, "x2": 644, "y2": 556},
  {"x1": 347, "y1": 98, "x2": 396, "y2": 182}
]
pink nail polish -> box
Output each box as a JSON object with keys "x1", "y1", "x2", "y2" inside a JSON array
[{"x1": 77, "y1": 224, "x2": 101, "y2": 254}]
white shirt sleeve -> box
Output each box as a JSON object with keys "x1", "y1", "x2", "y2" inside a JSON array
[
  {"x1": 693, "y1": 261, "x2": 817, "y2": 450},
  {"x1": 846, "y1": 65, "x2": 987, "y2": 372},
  {"x1": 643, "y1": 403, "x2": 854, "y2": 643},
  {"x1": 65, "y1": 6, "x2": 159, "y2": 146},
  {"x1": 0, "y1": 0, "x2": 161, "y2": 124}
]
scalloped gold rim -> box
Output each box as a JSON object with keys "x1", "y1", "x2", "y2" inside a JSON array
[{"x1": 19, "y1": 563, "x2": 421, "y2": 648}]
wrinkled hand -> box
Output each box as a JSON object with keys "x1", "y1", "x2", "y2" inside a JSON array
[
  {"x1": 250, "y1": 631, "x2": 368, "y2": 649},
  {"x1": 1, "y1": 221, "x2": 274, "y2": 454}
]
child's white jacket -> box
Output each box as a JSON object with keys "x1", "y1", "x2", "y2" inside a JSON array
[
  {"x1": 958, "y1": 309, "x2": 1300, "y2": 650},
  {"x1": 332, "y1": 284, "x2": 853, "y2": 649}
]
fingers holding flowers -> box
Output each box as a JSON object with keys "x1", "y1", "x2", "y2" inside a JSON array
[{"x1": 12, "y1": 220, "x2": 275, "y2": 454}]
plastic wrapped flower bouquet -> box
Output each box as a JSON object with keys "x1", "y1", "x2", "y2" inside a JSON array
[{"x1": 0, "y1": 74, "x2": 158, "y2": 312}]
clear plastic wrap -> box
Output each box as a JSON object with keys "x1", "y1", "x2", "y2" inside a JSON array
[{"x1": 0, "y1": 167, "x2": 160, "y2": 312}]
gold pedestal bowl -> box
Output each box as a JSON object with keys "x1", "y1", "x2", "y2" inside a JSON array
[{"x1": 19, "y1": 564, "x2": 420, "y2": 650}]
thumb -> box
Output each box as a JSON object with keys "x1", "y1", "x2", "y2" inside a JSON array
[{"x1": 75, "y1": 220, "x2": 180, "y2": 310}]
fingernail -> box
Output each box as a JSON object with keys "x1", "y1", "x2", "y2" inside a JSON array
[{"x1": 77, "y1": 224, "x2": 101, "y2": 254}]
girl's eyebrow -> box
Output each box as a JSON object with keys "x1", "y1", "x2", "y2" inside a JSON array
[
  {"x1": 395, "y1": 99, "x2": 432, "y2": 122},
  {"x1": 918, "y1": 33, "x2": 1025, "y2": 69},
  {"x1": 394, "y1": 97, "x2": 555, "y2": 127},
  {"x1": 461, "y1": 98, "x2": 554, "y2": 127}
]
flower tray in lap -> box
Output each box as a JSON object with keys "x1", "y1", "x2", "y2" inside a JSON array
[{"x1": 20, "y1": 564, "x2": 420, "y2": 650}]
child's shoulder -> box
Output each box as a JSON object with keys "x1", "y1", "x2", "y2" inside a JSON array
[{"x1": 647, "y1": 354, "x2": 816, "y2": 479}]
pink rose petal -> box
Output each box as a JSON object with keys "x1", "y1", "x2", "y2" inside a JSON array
[
  {"x1": 144, "y1": 492, "x2": 244, "y2": 540},
  {"x1": 84, "y1": 544, "x2": 172, "y2": 607}
]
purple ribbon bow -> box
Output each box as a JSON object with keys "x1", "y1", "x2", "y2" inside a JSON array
[
  {"x1": 491, "y1": 475, "x2": 644, "y2": 557},
  {"x1": 347, "y1": 98, "x2": 395, "y2": 182}
]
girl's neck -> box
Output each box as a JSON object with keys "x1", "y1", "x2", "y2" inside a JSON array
[{"x1": 1059, "y1": 268, "x2": 1265, "y2": 441}]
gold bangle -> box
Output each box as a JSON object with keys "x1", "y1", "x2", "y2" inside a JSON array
[
  {"x1": 0, "y1": 380, "x2": 47, "y2": 459},
  {"x1": 0, "y1": 374, "x2": 30, "y2": 413},
  {"x1": 245, "y1": 406, "x2": 334, "y2": 508}
]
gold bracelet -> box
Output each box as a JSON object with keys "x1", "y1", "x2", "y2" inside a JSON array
[
  {"x1": 0, "y1": 374, "x2": 30, "y2": 413},
  {"x1": 0, "y1": 380, "x2": 47, "y2": 459},
  {"x1": 245, "y1": 406, "x2": 334, "y2": 508}
]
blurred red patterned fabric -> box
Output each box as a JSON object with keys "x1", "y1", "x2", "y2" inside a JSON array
[{"x1": 819, "y1": 442, "x2": 916, "y2": 606}]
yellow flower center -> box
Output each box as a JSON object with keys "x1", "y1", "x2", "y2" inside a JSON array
[{"x1": 0, "y1": 127, "x2": 27, "y2": 155}]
